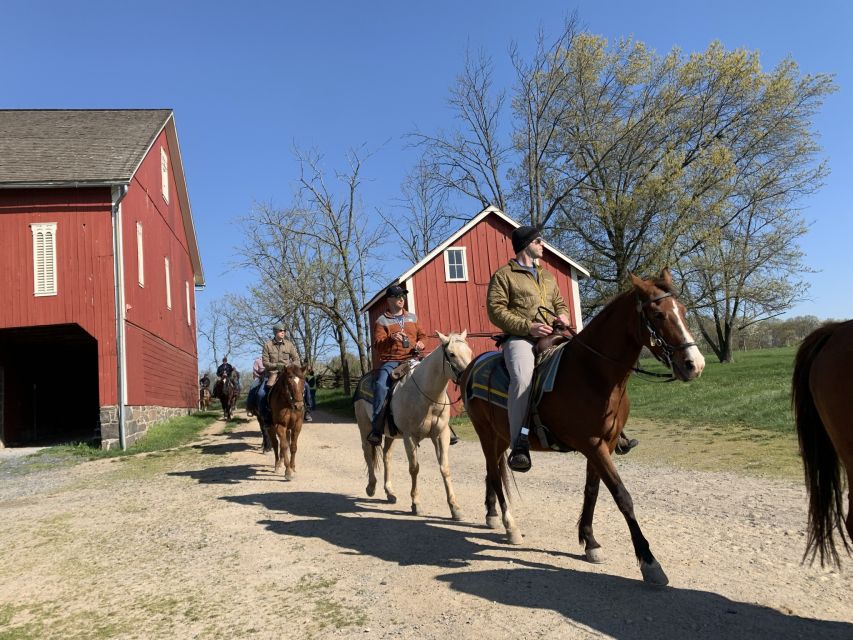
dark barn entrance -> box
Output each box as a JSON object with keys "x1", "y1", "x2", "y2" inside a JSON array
[{"x1": 0, "y1": 324, "x2": 100, "y2": 446}]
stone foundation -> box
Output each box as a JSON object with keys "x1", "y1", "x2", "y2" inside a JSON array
[{"x1": 99, "y1": 405, "x2": 193, "y2": 450}]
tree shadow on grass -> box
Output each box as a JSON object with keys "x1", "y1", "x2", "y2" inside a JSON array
[{"x1": 222, "y1": 490, "x2": 852, "y2": 640}]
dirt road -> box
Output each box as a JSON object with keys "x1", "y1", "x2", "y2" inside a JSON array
[{"x1": 0, "y1": 410, "x2": 850, "y2": 639}]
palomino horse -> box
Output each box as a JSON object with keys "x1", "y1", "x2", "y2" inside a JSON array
[
  {"x1": 792, "y1": 319, "x2": 853, "y2": 567},
  {"x1": 217, "y1": 375, "x2": 238, "y2": 420},
  {"x1": 354, "y1": 331, "x2": 473, "y2": 519},
  {"x1": 267, "y1": 365, "x2": 307, "y2": 480},
  {"x1": 460, "y1": 269, "x2": 705, "y2": 585},
  {"x1": 199, "y1": 388, "x2": 211, "y2": 411}
]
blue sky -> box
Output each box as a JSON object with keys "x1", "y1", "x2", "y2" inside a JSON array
[{"x1": 3, "y1": 1, "x2": 851, "y2": 344}]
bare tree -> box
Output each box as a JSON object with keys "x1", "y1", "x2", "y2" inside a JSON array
[
  {"x1": 235, "y1": 147, "x2": 383, "y2": 394},
  {"x1": 382, "y1": 157, "x2": 455, "y2": 263}
]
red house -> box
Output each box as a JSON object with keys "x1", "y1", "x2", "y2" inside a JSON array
[
  {"x1": 0, "y1": 110, "x2": 204, "y2": 449},
  {"x1": 361, "y1": 206, "x2": 589, "y2": 408}
]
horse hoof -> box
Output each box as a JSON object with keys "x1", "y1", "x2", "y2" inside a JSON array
[
  {"x1": 640, "y1": 559, "x2": 669, "y2": 586},
  {"x1": 585, "y1": 547, "x2": 605, "y2": 564},
  {"x1": 285, "y1": 470, "x2": 294, "y2": 481},
  {"x1": 411, "y1": 504, "x2": 422, "y2": 516},
  {"x1": 450, "y1": 509, "x2": 464, "y2": 522},
  {"x1": 366, "y1": 484, "x2": 376, "y2": 497},
  {"x1": 386, "y1": 493, "x2": 397, "y2": 504},
  {"x1": 507, "y1": 528, "x2": 523, "y2": 545},
  {"x1": 486, "y1": 515, "x2": 501, "y2": 530}
]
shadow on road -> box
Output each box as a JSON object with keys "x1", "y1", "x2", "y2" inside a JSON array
[{"x1": 221, "y1": 490, "x2": 852, "y2": 640}]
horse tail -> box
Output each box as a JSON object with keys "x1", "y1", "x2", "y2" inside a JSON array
[
  {"x1": 792, "y1": 322, "x2": 849, "y2": 566},
  {"x1": 370, "y1": 443, "x2": 382, "y2": 474},
  {"x1": 498, "y1": 451, "x2": 515, "y2": 504}
]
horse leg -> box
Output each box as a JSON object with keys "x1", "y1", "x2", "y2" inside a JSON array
[
  {"x1": 285, "y1": 426, "x2": 298, "y2": 480},
  {"x1": 382, "y1": 437, "x2": 397, "y2": 504},
  {"x1": 402, "y1": 435, "x2": 422, "y2": 516},
  {"x1": 267, "y1": 426, "x2": 281, "y2": 470},
  {"x1": 478, "y1": 430, "x2": 521, "y2": 543},
  {"x1": 274, "y1": 425, "x2": 287, "y2": 475},
  {"x1": 588, "y1": 443, "x2": 668, "y2": 585},
  {"x1": 431, "y1": 428, "x2": 463, "y2": 521},
  {"x1": 578, "y1": 461, "x2": 605, "y2": 563}
]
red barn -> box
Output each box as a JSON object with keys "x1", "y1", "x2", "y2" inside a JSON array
[
  {"x1": 361, "y1": 206, "x2": 589, "y2": 409},
  {"x1": 0, "y1": 109, "x2": 204, "y2": 449}
]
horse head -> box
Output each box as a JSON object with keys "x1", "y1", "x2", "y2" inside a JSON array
[
  {"x1": 275, "y1": 364, "x2": 306, "y2": 411},
  {"x1": 435, "y1": 329, "x2": 473, "y2": 384},
  {"x1": 629, "y1": 268, "x2": 705, "y2": 381}
]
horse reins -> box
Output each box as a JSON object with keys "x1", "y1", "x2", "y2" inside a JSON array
[{"x1": 405, "y1": 340, "x2": 466, "y2": 407}]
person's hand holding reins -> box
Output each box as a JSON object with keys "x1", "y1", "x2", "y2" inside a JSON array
[{"x1": 529, "y1": 322, "x2": 553, "y2": 338}]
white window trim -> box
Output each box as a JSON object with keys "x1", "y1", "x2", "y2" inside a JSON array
[
  {"x1": 443, "y1": 246, "x2": 469, "y2": 282},
  {"x1": 31, "y1": 222, "x2": 58, "y2": 296},
  {"x1": 160, "y1": 147, "x2": 170, "y2": 203},
  {"x1": 136, "y1": 221, "x2": 145, "y2": 287},
  {"x1": 164, "y1": 256, "x2": 172, "y2": 310},
  {"x1": 185, "y1": 281, "x2": 191, "y2": 326}
]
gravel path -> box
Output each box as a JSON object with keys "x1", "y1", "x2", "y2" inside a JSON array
[{"x1": 0, "y1": 410, "x2": 850, "y2": 639}]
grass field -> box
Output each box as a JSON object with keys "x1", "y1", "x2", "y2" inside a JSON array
[{"x1": 317, "y1": 347, "x2": 804, "y2": 478}]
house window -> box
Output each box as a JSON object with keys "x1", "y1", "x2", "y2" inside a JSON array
[
  {"x1": 443, "y1": 247, "x2": 468, "y2": 282},
  {"x1": 136, "y1": 222, "x2": 145, "y2": 287},
  {"x1": 160, "y1": 147, "x2": 169, "y2": 203},
  {"x1": 31, "y1": 223, "x2": 57, "y2": 296},
  {"x1": 185, "y1": 281, "x2": 191, "y2": 326},
  {"x1": 164, "y1": 256, "x2": 172, "y2": 310}
]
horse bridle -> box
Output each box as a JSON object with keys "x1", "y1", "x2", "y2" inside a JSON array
[
  {"x1": 276, "y1": 372, "x2": 304, "y2": 410},
  {"x1": 406, "y1": 339, "x2": 467, "y2": 406},
  {"x1": 636, "y1": 292, "x2": 697, "y2": 372}
]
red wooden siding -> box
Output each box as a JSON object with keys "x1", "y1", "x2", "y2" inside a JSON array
[
  {"x1": 121, "y1": 128, "x2": 198, "y2": 407},
  {"x1": 0, "y1": 187, "x2": 119, "y2": 405}
]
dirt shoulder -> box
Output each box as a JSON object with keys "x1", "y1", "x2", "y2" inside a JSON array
[{"x1": 0, "y1": 410, "x2": 850, "y2": 639}]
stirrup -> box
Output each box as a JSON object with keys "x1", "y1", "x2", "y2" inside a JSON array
[{"x1": 508, "y1": 441, "x2": 532, "y2": 473}]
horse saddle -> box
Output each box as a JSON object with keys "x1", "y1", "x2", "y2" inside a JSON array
[
  {"x1": 464, "y1": 343, "x2": 574, "y2": 452},
  {"x1": 353, "y1": 371, "x2": 401, "y2": 437}
]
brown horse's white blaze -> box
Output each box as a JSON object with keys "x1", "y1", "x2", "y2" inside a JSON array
[{"x1": 657, "y1": 295, "x2": 705, "y2": 381}]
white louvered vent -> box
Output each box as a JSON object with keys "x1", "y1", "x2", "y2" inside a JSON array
[{"x1": 31, "y1": 223, "x2": 58, "y2": 296}]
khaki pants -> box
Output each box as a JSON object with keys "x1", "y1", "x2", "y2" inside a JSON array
[{"x1": 503, "y1": 337, "x2": 536, "y2": 448}]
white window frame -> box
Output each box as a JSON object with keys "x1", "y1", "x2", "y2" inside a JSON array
[
  {"x1": 185, "y1": 281, "x2": 191, "y2": 326},
  {"x1": 164, "y1": 256, "x2": 172, "y2": 310},
  {"x1": 31, "y1": 223, "x2": 58, "y2": 296},
  {"x1": 136, "y1": 221, "x2": 145, "y2": 287},
  {"x1": 443, "y1": 246, "x2": 468, "y2": 282},
  {"x1": 160, "y1": 147, "x2": 169, "y2": 203}
]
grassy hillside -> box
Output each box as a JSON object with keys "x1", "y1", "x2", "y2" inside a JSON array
[{"x1": 627, "y1": 346, "x2": 796, "y2": 432}]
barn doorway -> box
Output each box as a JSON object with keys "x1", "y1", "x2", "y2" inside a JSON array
[{"x1": 0, "y1": 324, "x2": 99, "y2": 447}]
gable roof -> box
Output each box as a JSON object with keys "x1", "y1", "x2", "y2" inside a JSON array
[
  {"x1": 361, "y1": 205, "x2": 590, "y2": 312},
  {"x1": 0, "y1": 109, "x2": 204, "y2": 286},
  {"x1": 0, "y1": 109, "x2": 173, "y2": 186}
]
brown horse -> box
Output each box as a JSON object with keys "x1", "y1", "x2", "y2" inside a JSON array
[
  {"x1": 267, "y1": 364, "x2": 307, "y2": 480},
  {"x1": 217, "y1": 375, "x2": 238, "y2": 420},
  {"x1": 792, "y1": 320, "x2": 853, "y2": 567},
  {"x1": 460, "y1": 269, "x2": 705, "y2": 586}
]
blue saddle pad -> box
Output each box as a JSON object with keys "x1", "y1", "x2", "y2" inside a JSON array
[
  {"x1": 353, "y1": 371, "x2": 377, "y2": 404},
  {"x1": 466, "y1": 343, "x2": 569, "y2": 410}
]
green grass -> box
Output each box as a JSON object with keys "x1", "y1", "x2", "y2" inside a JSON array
[
  {"x1": 316, "y1": 387, "x2": 356, "y2": 420},
  {"x1": 627, "y1": 346, "x2": 796, "y2": 433},
  {"x1": 25, "y1": 411, "x2": 221, "y2": 465}
]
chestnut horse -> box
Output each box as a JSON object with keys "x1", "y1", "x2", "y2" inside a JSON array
[
  {"x1": 268, "y1": 364, "x2": 307, "y2": 480},
  {"x1": 460, "y1": 269, "x2": 705, "y2": 586},
  {"x1": 198, "y1": 388, "x2": 211, "y2": 411},
  {"x1": 792, "y1": 319, "x2": 853, "y2": 567}
]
